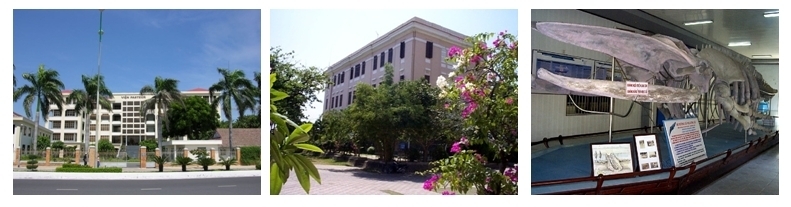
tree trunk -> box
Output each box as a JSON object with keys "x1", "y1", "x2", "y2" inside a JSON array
[
  {"x1": 203, "y1": 165, "x2": 209, "y2": 171},
  {"x1": 225, "y1": 164, "x2": 230, "y2": 170},
  {"x1": 181, "y1": 165, "x2": 186, "y2": 172},
  {"x1": 228, "y1": 112, "x2": 234, "y2": 158},
  {"x1": 83, "y1": 112, "x2": 90, "y2": 153},
  {"x1": 158, "y1": 164, "x2": 164, "y2": 172},
  {"x1": 33, "y1": 107, "x2": 40, "y2": 155},
  {"x1": 157, "y1": 108, "x2": 163, "y2": 153}
]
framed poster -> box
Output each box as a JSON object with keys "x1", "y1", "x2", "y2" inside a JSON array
[
  {"x1": 590, "y1": 142, "x2": 635, "y2": 177},
  {"x1": 633, "y1": 133, "x2": 662, "y2": 172},
  {"x1": 662, "y1": 118, "x2": 707, "y2": 167}
]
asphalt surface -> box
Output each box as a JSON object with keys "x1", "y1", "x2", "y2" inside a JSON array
[{"x1": 14, "y1": 177, "x2": 261, "y2": 195}]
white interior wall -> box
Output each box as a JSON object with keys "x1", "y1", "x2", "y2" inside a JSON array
[
  {"x1": 754, "y1": 64, "x2": 780, "y2": 116},
  {"x1": 531, "y1": 10, "x2": 646, "y2": 141}
]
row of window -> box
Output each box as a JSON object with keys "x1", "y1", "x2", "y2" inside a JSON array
[
  {"x1": 50, "y1": 133, "x2": 151, "y2": 143},
  {"x1": 325, "y1": 91, "x2": 358, "y2": 110},
  {"x1": 13, "y1": 125, "x2": 50, "y2": 138},
  {"x1": 331, "y1": 41, "x2": 436, "y2": 87}
]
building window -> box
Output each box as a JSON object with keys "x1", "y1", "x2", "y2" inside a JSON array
[
  {"x1": 325, "y1": 99, "x2": 328, "y2": 109},
  {"x1": 388, "y1": 48, "x2": 393, "y2": 63},
  {"x1": 341, "y1": 72, "x2": 345, "y2": 83},
  {"x1": 426, "y1": 41, "x2": 434, "y2": 59},
  {"x1": 101, "y1": 135, "x2": 109, "y2": 141},
  {"x1": 350, "y1": 67, "x2": 354, "y2": 80},
  {"x1": 380, "y1": 52, "x2": 385, "y2": 67},
  {"x1": 400, "y1": 75, "x2": 405, "y2": 81},
  {"x1": 348, "y1": 92, "x2": 352, "y2": 104},
  {"x1": 102, "y1": 114, "x2": 109, "y2": 121},
  {"x1": 90, "y1": 114, "x2": 96, "y2": 120},
  {"x1": 355, "y1": 64, "x2": 361, "y2": 77},
  {"x1": 113, "y1": 125, "x2": 121, "y2": 132},
  {"x1": 51, "y1": 121, "x2": 61, "y2": 129},
  {"x1": 424, "y1": 75, "x2": 430, "y2": 83},
  {"x1": 372, "y1": 84, "x2": 377, "y2": 88},
  {"x1": 400, "y1": 41, "x2": 406, "y2": 59},
  {"x1": 90, "y1": 124, "x2": 96, "y2": 131},
  {"x1": 90, "y1": 135, "x2": 96, "y2": 142},
  {"x1": 65, "y1": 110, "x2": 76, "y2": 117},
  {"x1": 52, "y1": 134, "x2": 60, "y2": 141},
  {"x1": 51, "y1": 110, "x2": 61, "y2": 117},
  {"x1": 362, "y1": 61, "x2": 366, "y2": 75},
  {"x1": 146, "y1": 114, "x2": 155, "y2": 121},
  {"x1": 333, "y1": 75, "x2": 337, "y2": 85},
  {"x1": 374, "y1": 55, "x2": 378, "y2": 70},
  {"x1": 340, "y1": 94, "x2": 344, "y2": 106},
  {"x1": 65, "y1": 121, "x2": 77, "y2": 129},
  {"x1": 101, "y1": 124, "x2": 109, "y2": 131},
  {"x1": 64, "y1": 133, "x2": 76, "y2": 141},
  {"x1": 112, "y1": 136, "x2": 121, "y2": 143},
  {"x1": 147, "y1": 124, "x2": 155, "y2": 133},
  {"x1": 566, "y1": 95, "x2": 612, "y2": 115},
  {"x1": 331, "y1": 97, "x2": 335, "y2": 108}
]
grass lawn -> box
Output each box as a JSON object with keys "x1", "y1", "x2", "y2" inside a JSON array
[{"x1": 308, "y1": 157, "x2": 349, "y2": 166}]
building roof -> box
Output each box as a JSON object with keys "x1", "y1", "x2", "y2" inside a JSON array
[
  {"x1": 186, "y1": 87, "x2": 209, "y2": 92},
  {"x1": 327, "y1": 16, "x2": 471, "y2": 73},
  {"x1": 214, "y1": 128, "x2": 261, "y2": 147},
  {"x1": 62, "y1": 89, "x2": 72, "y2": 93},
  {"x1": 13, "y1": 112, "x2": 23, "y2": 118}
]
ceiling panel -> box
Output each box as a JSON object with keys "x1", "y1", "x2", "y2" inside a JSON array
[{"x1": 641, "y1": 9, "x2": 779, "y2": 60}]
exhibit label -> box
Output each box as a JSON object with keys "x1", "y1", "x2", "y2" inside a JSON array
[
  {"x1": 626, "y1": 81, "x2": 649, "y2": 95},
  {"x1": 662, "y1": 118, "x2": 707, "y2": 167}
]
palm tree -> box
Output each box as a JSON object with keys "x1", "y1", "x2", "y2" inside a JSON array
[
  {"x1": 139, "y1": 76, "x2": 183, "y2": 154},
  {"x1": 13, "y1": 64, "x2": 16, "y2": 89},
  {"x1": 66, "y1": 75, "x2": 113, "y2": 152},
  {"x1": 13, "y1": 64, "x2": 66, "y2": 155},
  {"x1": 209, "y1": 68, "x2": 256, "y2": 158},
  {"x1": 253, "y1": 71, "x2": 261, "y2": 118}
]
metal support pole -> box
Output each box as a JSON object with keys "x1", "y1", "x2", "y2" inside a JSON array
[
  {"x1": 649, "y1": 79, "x2": 655, "y2": 133},
  {"x1": 609, "y1": 58, "x2": 615, "y2": 143}
]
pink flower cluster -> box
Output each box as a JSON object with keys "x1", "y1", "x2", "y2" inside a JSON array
[
  {"x1": 448, "y1": 46, "x2": 462, "y2": 57},
  {"x1": 442, "y1": 191, "x2": 456, "y2": 195},
  {"x1": 423, "y1": 174, "x2": 441, "y2": 191},
  {"x1": 504, "y1": 164, "x2": 518, "y2": 183},
  {"x1": 450, "y1": 136, "x2": 469, "y2": 154}
]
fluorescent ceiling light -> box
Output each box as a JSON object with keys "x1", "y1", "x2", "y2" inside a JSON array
[
  {"x1": 764, "y1": 11, "x2": 779, "y2": 18},
  {"x1": 728, "y1": 42, "x2": 751, "y2": 47},
  {"x1": 752, "y1": 55, "x2": 772, "y2": 58},
  {"x1": 684, "y1": 20, "x2": 713, "y2": 25}
]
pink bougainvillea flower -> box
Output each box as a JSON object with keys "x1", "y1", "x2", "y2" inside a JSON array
[
  {"x1": 450, "y1": 142, "x2": 462, "y2": 153},
  {"x1": 442, "y1": 191, "x2": 456, "y2": 195},
  {"x1": 423, "y1": 174, "x2": 441, "y2": 191},
  {"x1": 505, "y1": 97, "x2": 513, "y2": 105},
  {"x1": 470, "y1": 55, "x2": 482, "y2": 65},
  {"x1": 444, "y1": 103, "x2": 450, "y2": 109},
  {"x1": 448, "y1": 46, "x2": 462, "y2": 57},
  {"x1": 460, "y1": 136, "x2": 468, "y2": 145}
]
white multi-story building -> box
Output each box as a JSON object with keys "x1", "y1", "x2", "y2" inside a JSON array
[{"x1": 46, "y1": 87, "x2": 221, "y2": 150}]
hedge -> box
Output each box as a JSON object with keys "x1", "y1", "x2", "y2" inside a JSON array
[
  {"x1": 240, "y1": 146, "x2": 260, "y2": 165},
  {"x1": 61, "y1": 163, "x2": 91, "y2": 169},
  {"x1": 55, "y1": 167, "x2": 122, "y2": 173}
]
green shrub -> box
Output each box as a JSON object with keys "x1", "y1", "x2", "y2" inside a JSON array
[
  {"x1": 367, "y1": 146, "x2": 376, "y2": 154},
  {"x1": 61, "y1": 163, "x2": 90, "y2": 169},
  {"x1": 55, "y1": 167, "x2": 122, "y2": 173},
  {"x1": 240, "y1": 146, "x2": 260, "y2": 165},
  {"x1": 256, "y1": 162, "x2": 261, "y2": 170}
]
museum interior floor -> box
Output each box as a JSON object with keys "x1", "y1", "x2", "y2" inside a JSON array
[{"x1": 531, "y1": 118, "x2": 779, "y2": 195}]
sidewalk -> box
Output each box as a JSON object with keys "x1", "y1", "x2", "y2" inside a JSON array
[{"x1": 13, "y1": 164, "x2": 261, "y2": 180}]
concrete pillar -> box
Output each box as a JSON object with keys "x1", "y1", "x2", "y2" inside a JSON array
[
  {"x1": 236, "y1": 147, "x2": 241, "y2": 166},
  {"x1": 210, "y1": 148, "x2": 216, "y2": 161},
  {"x1": 155, "y1": 148, "x2": 161, "y2": 168},
  {"x1": 14, "y1": 147, "x2": 20, "y2": 167},
  {"x1": 45, "y1": 147, "x2": 51, "y2": 166},
  {"x1": 140, "y1": 146, "x2": 147, "y2": 169},
  {"x1": 88, "y1": 146, "x2": 96, "y2": 168},
  {"x1": 58, "y1": 149, "x2": 64, "y2": 158},
  {"x1": 183, "y1": 148, "x2": 189, "y2": 158},
  {"x1": 75, "y1": 148, "x2": 81, "y2": 164}
]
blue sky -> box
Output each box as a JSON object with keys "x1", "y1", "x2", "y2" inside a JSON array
[
  {"x1": 270, "y1": 9, "x2": 518, "y2": 122},
  {"x1": 13, "y1": 9, "x2": 261, "y2": 123}
]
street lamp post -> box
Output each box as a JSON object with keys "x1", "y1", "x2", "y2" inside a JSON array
[{"x1": 93, "y1": 9, "x2": 105, "y2": 164}]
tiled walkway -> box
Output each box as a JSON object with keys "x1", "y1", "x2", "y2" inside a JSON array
[{"x1": 693, "y1": 145, "x2": 780, "y2": 195}]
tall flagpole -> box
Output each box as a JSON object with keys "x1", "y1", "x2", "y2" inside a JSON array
[{"x1": 92, "y1": 9, "x2": 105, "y2": 163}]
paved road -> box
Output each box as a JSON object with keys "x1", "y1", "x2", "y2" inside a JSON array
[
  {"x1": 279, "y1": 165, "x2": 440, "y2": 195},
  {"x1": 14, "y1": 177, "x2": 261, "y2": 195}
]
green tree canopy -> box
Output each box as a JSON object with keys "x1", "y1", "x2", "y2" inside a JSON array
[
  {"x1": 164, "y1": 96, "x2": 220, "y2": 140},
  {"x1": 270, "y1": 46, "x2": 331, "y2": 124}
]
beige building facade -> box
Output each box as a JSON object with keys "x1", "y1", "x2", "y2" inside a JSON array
[
  {"x1": 13, "y1": 112, "x2": 54, "y2": 153},
  {"x1": 323, "y1": 17, "x2": 472, "y2": 111}
]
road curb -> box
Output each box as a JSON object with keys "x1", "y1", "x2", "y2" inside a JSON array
[{"x1": 13, "y1": 170, "x2": 261, "y2": 180}]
